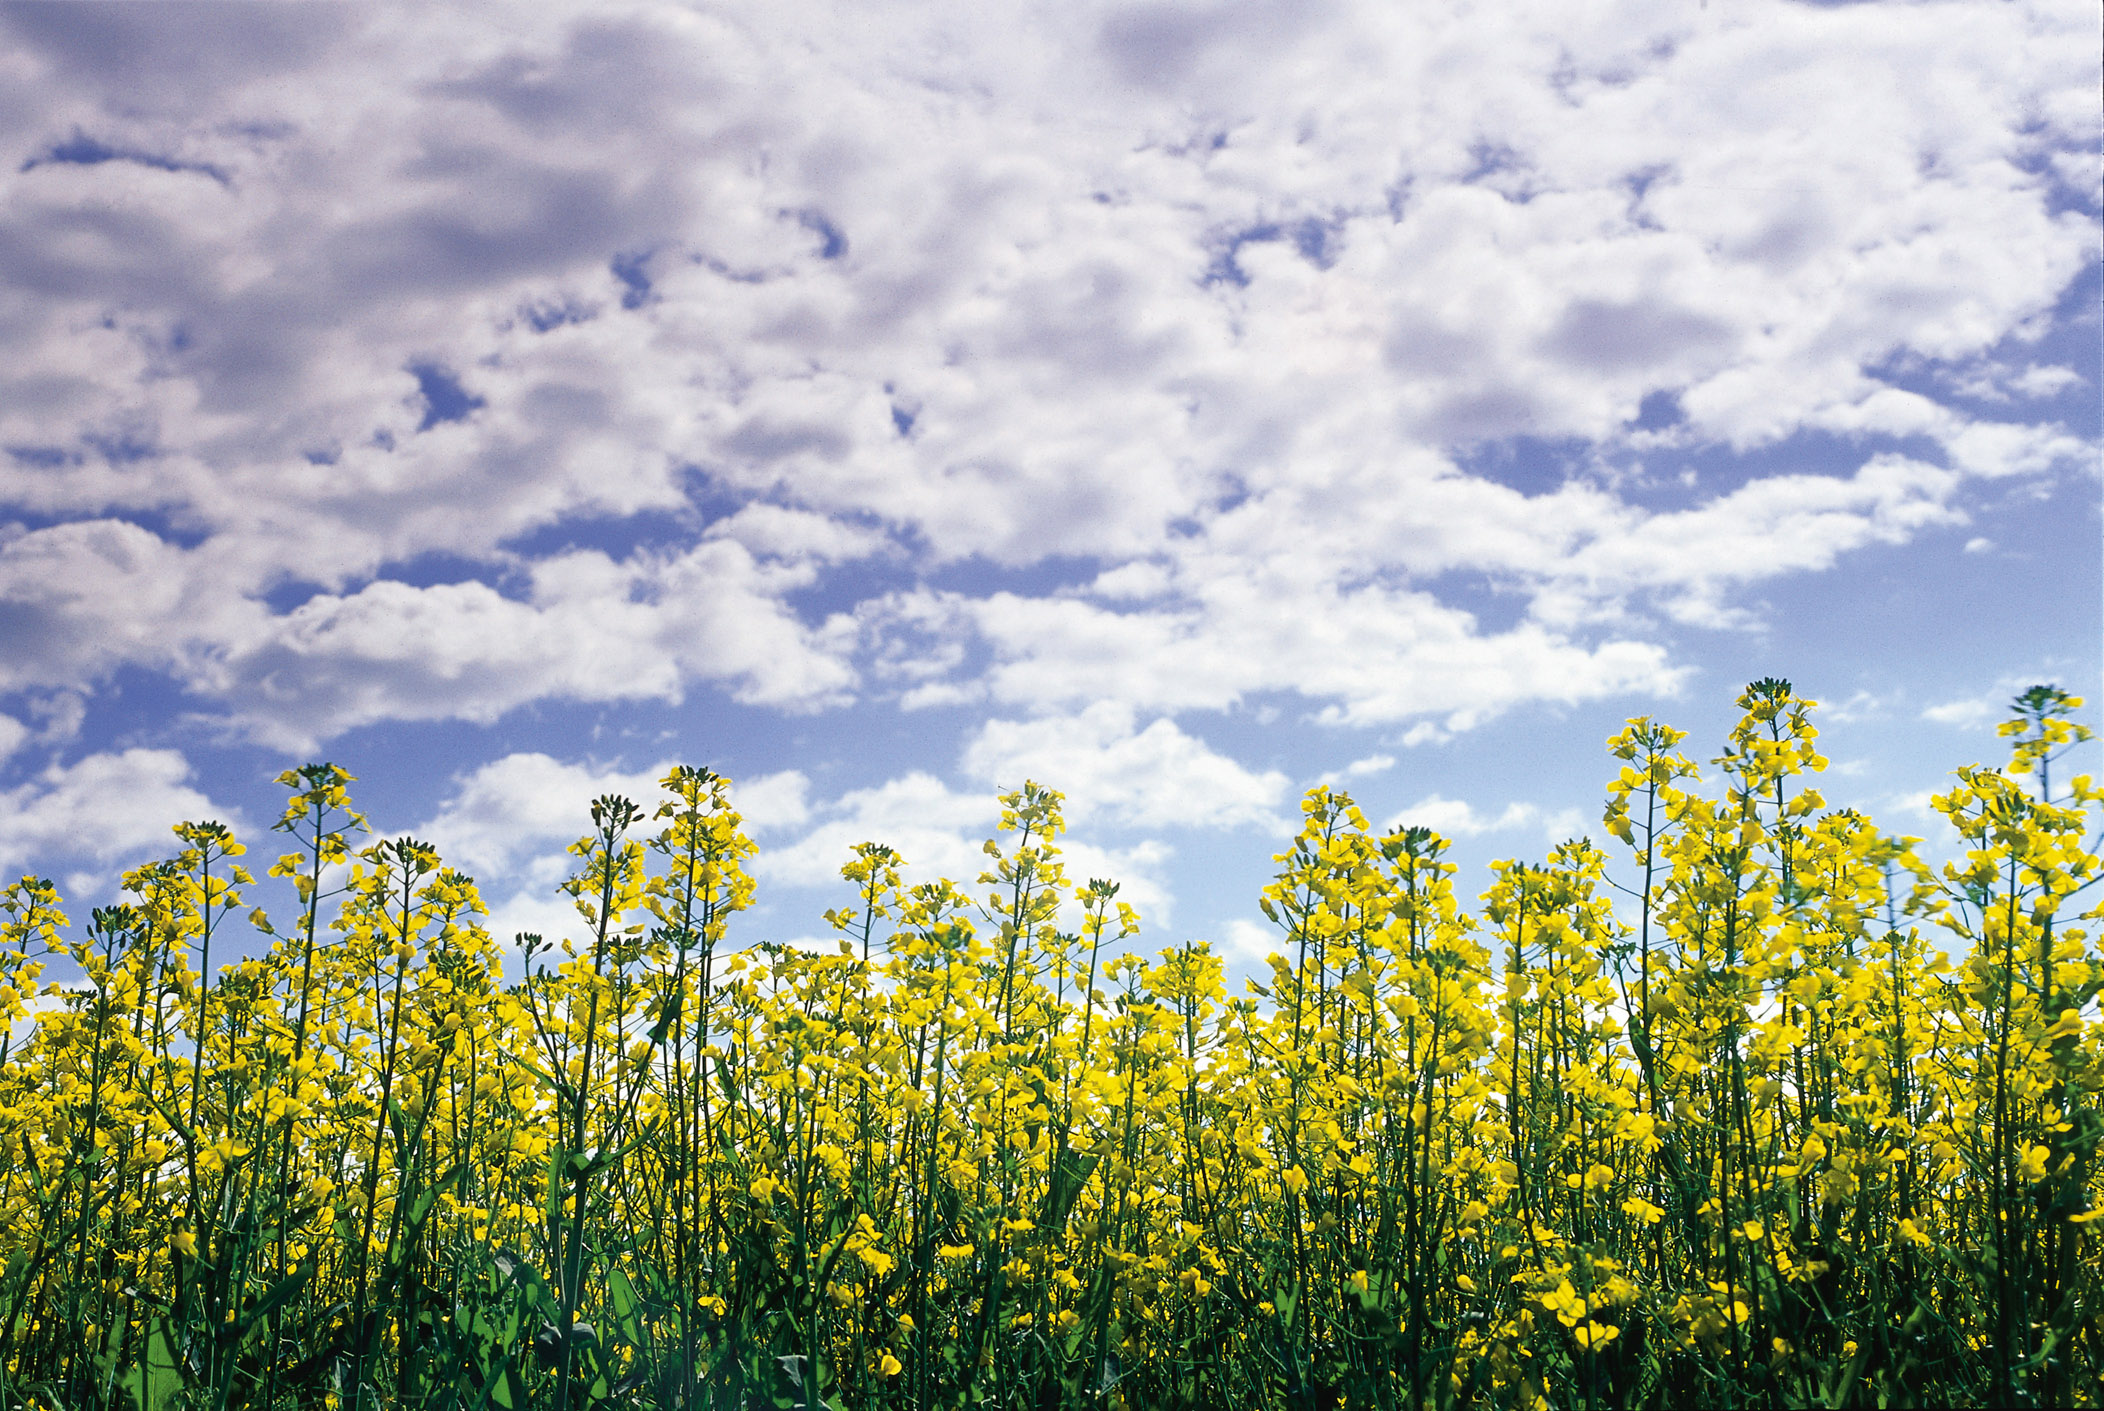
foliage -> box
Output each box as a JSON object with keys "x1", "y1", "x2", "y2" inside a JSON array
[{"x1": 0, "y1": 684, "x2": 2098, "y2": 1409}]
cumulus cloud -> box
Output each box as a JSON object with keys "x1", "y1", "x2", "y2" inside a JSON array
[
  {"x1": 753, "y1": 772, "x2": 1001, "y2": 893},
  {"x1": 0, "y1": 528, "x2": 856, "y2": 751},
  {"x1": 0, "y1": 0, "x2": 2090, "y2": 756},
  {"x1": 200, "y1": 542, "x2": 857, "y2": 750},
  {"x1": 734, "y1": 769, "x2": 814, "y2": 833},
  {"x1": 416, "y1": 749, "x2": 809, "y2": 877},
  {"x1": 1917, "y1": 671, "x2": 2080, "y2": 735},
  {"x1": 1921, "y1": 696, "x2": 2001, "y2": 730},
  {"x1": 945, "y1": 574, "x2": 1685, "y2": 724},
  {"x1": 962, "y1": 702, "x2": 1290, "y2": 830},
  {"x1": 751, "y1": 762, "x2": 1187, "y2": 922},
  {"x1": 414, "y1": 752, "x2": 675, "y2": 880},
  {"x1": 1221, "y1": 916, "x2": 1284, "y2": 967},
  {"x1": 1382, "y1": 793, "x2": 1554, "y2": 840},
  {"x1": 412, "y1": 746, "x2": 1195, "y2": 944},
  {"x1": 414, "y1": 750, "x2": 815, "y2": 955},
  {"x1": 0, "y1": 748, "x2": 234, "y2": 879},
  {"x1": 1534, "y1": 454, "x2": 1972, "y2": 628}
]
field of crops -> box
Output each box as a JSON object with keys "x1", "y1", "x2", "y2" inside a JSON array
[{"x1": 0, "y1": 679, "x2": 2096, "y2": 1409}]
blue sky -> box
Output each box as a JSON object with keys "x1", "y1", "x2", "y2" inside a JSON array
[{"x1": 0, "y1": 0, "x2": 2096, "y2": 971}]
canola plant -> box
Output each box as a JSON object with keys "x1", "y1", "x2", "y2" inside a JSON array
[{"x1": 0, "y1": 680, "x2": 2096, "y2": 1409}]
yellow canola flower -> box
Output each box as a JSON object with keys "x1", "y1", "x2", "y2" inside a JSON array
[
  {"x1": 1540, "y1": 1281, "x2": 1586, "y2": 1327},
  {"x1": 0, "y1": 691, "x2": 2092, "y2": 1402}
]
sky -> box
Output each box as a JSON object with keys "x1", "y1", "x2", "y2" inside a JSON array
[{"x1": 0, "y1": 0, "x2": 2097, "y2": 973}]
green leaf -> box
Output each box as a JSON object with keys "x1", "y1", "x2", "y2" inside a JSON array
[
  {"x1": 495, "y1": 1360, "x2": 531, "y2": 1410},
  {"x1": 228, "y1": 1263, "x2": 312, "y2": 1345},
  {"x1": 577, "y1": 1119, "x2": 664, "y2": 1181},
  {"x1": 646, "y1": 985, "x2": 684, "y2": 1045},
  {"x1": 1037, "y1": 1149, "x2": 1098, "y2": 1238},
  {"x1": 122, "y1": 1317, "x2": 187, "y2": 1411},
  {"x1": 607, "y1": 1266, "x2": 649, "y2": 1349}
]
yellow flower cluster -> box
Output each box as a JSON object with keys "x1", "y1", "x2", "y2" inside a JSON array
[{"x1": 0, "y1": 687, "x2": 2097, "y2": 1409}]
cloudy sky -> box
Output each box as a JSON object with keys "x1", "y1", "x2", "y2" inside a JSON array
[{"x1": 0, "y1": 0, "x2": 2096, "y2": 965}]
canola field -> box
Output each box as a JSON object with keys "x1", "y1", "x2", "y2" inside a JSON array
[{"x1": 0, "y1": 680, "x2": 2097, "y2": 1409}]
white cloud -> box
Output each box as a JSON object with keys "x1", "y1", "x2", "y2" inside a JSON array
[
  {"x1": 482, "y1": 885, "x2": 598, "y2": 963},
  {"x1": 735, "y1": 769, "x2": 813, "y2": 833},
  {"x1": 26, "y1": 693, "x2": 84, "y2": 745},
  {"x1": 1381, "y1": 792, "x2": 1541, "y2": 838},
  {"x1": 1921, "y1": 697, "x2": 1998, "y2": 729},
  {"x1": 1535, "y1": 454, "x2": 1970, "y2": 628},
  {"x1": 1317, "y1": 752, "x2": 1395, "y2": 786},
  {"x1": 962, "y1": 702, "x2": 1289, "y2": 831},
  {"x1": 0, "y1": 525, "x2": 855, "y2": 751},
  {"x1": 1822, "y1": 690, "x2": 1897, "y2": 726},
  {"x1": 754, "y1": 771, "x2": 999, "y2": 891},
  {"x1": 1949, "y1": 360, "x2": 2085, "y2": 404},
  {"x1": 1054, "y1": 836, "x2": 1177, "y2": 926},
  {"x1": 1918, "y1": 671, "x2": 2059, "y2": 732},
  {"x1": 203, "y1": 542, "x2": 855, "y2": 750},
  {"x1": 415, "y1": 751, "x2": 675, "y2": 879},
  {"x1": 704, "y1": 503, "x2": 890, "y2": 564},
  {"x1": 2006, "y1": 366, "x2": 2083, "y2": 401},
  {"x1": 415, "y1": 749, "x2": 809, "y2": 877},
  {"x1": 751, "y1": 765, "x2": 1181, "y2": 923},
  {"x1": 8, "y1": 988, "x2": 70, "y2": 1047},
  {"x1": 0, "y1": 748, "x2": 234, "y2": 878},
  {"x1": 0, "y1": 715, "x2": 25, "y2": 765},
  {"x1": 1886, "y1": 789, "x2": 1945, "y2": 825},
  {"x1": 417, "y1": 751, "x2": 816, "y2": 960},
  {"x1": 0, "y1": 0, "x2": 2089, "y2": 748},
  {"x1": 1221, "y1": 917, "x2": 1283, "y2": 967},
  {"x1": 0, "y1": 521, "x2": 252, "y2": 692},
  {"x1": 950, "y1": 572, "x2": 1685, "y2": 724}
]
